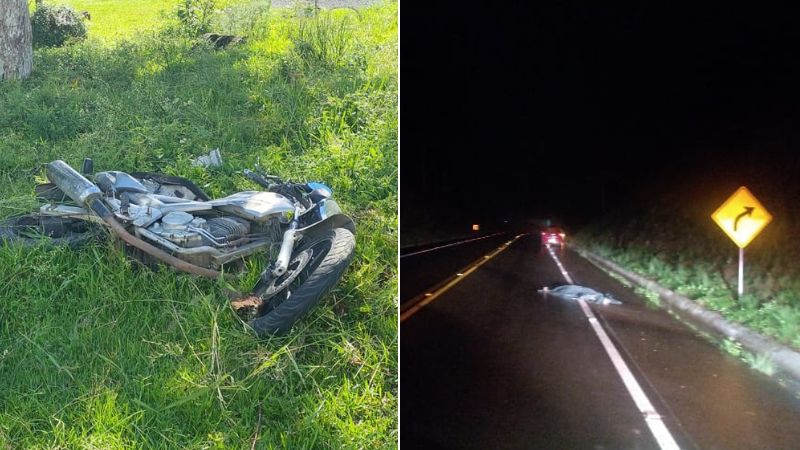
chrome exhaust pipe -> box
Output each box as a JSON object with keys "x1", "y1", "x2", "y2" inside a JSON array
[{"x1": 46, "y1": 160, "x2": 103, "y2": 205}]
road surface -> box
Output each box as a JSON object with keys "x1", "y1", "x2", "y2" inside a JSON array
[
  {"x1": 401, "y1": 234, "x2": 800, "y2": 449},
  {"x1": 400, "y1": 232, "x2": 511, "y2": 305}
]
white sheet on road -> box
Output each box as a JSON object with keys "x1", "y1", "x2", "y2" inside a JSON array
[{"x1": 539, "y1": 284, "x2": 622, "y2": 305}]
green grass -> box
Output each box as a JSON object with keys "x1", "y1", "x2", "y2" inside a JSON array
[
  {"x1": 30, "y1": 0, "x2": 257, "y2": 43},
  {"x1": 576, "y1": 204, "x2": 800, "y2": 352},
  {"x1": 31, "y1": 0, "x2": 177, "y2": 43},
  {"x1": 0, "y1": 1, "x2": 397, "y2": 448}
]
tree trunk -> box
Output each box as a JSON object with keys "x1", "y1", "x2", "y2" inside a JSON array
[{"x1": 0, "y1": 0, "x2": 33, "y2": 81}]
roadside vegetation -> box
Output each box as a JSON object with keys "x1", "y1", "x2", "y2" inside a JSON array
[
  {"x1": 0, "y1": 1, "x2": 397, "y2": 448},
  {"x1": 576, "y1": 202, "x2": 800, "y2": 356}
]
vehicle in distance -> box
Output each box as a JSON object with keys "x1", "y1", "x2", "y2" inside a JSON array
[{"x1": 540, "y1": 227, "x2": 566, "y2": 247}]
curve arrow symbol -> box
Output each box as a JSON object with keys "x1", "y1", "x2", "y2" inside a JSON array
[{"x1": 734, "y1": 206, "x2": 754, "y2": 232}]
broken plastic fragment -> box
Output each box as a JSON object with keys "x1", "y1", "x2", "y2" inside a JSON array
[{"x1": 192, "y1": 148, "x2": 222, "y2": 167}]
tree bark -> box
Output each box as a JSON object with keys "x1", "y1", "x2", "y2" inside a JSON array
[{"x1": 0, "y1": 0, "x2": 33, "y2": 81}]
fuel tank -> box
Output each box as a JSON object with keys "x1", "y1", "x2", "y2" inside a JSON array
[{"x1": 209, "y1": 191, "x2": 295, "y2": 221}]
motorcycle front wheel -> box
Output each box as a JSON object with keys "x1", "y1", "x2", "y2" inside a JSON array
[{"x1": 249, "y1": 227, "x2": 356, "y2": 336}]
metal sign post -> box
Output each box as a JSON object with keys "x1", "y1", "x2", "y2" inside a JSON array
[{"x1": 738, "y1": 247, "x2": 744, "y2": 297}]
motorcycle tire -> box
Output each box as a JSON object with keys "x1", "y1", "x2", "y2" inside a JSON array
[
  {"x1": 0, "y1": 214, "x2": 98, "y2": 248},
  {"x1": 250, "y1": 227, "x2": 355, "y2": 336}
]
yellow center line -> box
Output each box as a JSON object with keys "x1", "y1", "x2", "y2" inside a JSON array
[{"x1": 400, "y1": 234, "x2": 525, "y2": 322}]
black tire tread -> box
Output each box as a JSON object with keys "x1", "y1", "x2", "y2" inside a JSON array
[
  {"x1": 250, "y1": 227, "x2": 355, "y2": 336},
  {"x1": 0, "y1": 214, "x2": 97, "y2": 248}
]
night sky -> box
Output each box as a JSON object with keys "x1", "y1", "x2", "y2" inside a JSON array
[{"x1": 401, "y1": 2, "x2": 800, "y2": 230}]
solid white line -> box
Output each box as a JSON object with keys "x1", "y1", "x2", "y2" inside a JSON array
[
  {"x1": 546, "y1": 246, "x2": 574, "y2": 284},
  {"x1": 545, "y1": 250, "x2": 681, "y2": 450},
  {"x1": 400, "y1": 232, "x2": 506, "y2": 258},
  {"x1": 577, "y1": 301, "x2": 681, "y2": 450}
]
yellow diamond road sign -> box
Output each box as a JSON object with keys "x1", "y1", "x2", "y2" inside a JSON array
[{"x1": 711, "y1": 186, "x2": 772, "y2": 248}]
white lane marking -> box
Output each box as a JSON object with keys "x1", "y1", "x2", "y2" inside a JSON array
[
  {"x1": 577, "y1": 301, "x2": 681, "y2": 450},
  {"x1": 546, "y1": 246, "x2": 574, "y2": 284},
  {"x1": 400, "y1": 232, "x2": 506, "y2": 258},
  {"x1": 545, "y1": 250, "x2": 681, "y2": 450}
]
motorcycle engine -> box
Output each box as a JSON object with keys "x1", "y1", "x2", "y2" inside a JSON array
[
  {"x1": 207, "y1": 216, "x2": 250, "y2": 240},
  {"x1": 148, "y1": 211, "x2": 250, "y2": 248}
]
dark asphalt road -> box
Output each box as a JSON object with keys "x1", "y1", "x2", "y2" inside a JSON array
[
  {"x1": 400, "y1": 233, "x2": 512, "y2": 304},
  {"x1": 401, "y1": 234, "x2": 800, "y2": 449}
]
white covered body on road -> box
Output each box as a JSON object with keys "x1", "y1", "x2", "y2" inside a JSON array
[{"x1": 540, "y1": 284, "x2": 622, "y2": 305}]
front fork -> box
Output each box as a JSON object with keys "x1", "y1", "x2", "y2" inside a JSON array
[{"x1": 272, "y1": 206, "x2": 301, "y2": 277}]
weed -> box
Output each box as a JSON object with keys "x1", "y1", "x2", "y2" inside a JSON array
[
  {"x1": 771, "y1": 305, "x2": 800, "y2": 345},
  {"x1": 739, "y1": 293, "x2": 761, "y2": 311},
  {"x1": 675, "y1": 284, "x2": 705, "y2": 300},
  {"x1": 697, "y1": 291, "x2": 734, "y2": 312},
  {"x1": 743, "y1": 352, "x2": 776, "y2": 376},
  {"x1": 634, "y1": 286, "x2": 661, "y2": 307},
  {"x1": 721, "y1": 338, "x2": 743, "y2": 358},
  {"x1": 176, "y1": 0, "x2": 217, "y2": 37},
  {"x1": 215, "y1": 0, "x2": 272, "y2": 36},
  {"x1": 293, "y1": 11, "x2": 355, "y2": 69}
]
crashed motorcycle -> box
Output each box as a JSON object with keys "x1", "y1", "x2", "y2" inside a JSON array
[{"x1": 0, "y1": 159, "x2": 355, "y2": 335}]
